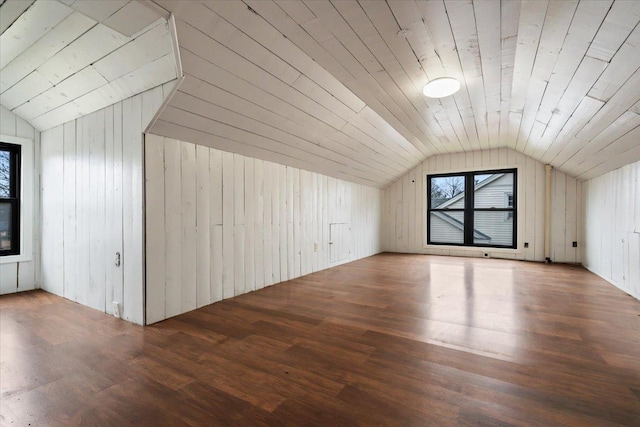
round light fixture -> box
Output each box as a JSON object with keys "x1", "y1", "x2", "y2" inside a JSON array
[{"x1": 422, "y1": 77, "x2": 461, "y2": 98}]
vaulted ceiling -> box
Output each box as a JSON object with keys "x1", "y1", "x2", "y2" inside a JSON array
[
  {"x1": 0, "y1": 0, "x2": 178, "y2": 131},
  {"x1": 2, "y1": 1, "x2": 640, "y2": 188}
]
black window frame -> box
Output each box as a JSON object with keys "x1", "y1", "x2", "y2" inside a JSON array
[
  {"x1": 427, "y1": 168, "x2": 517, "y2": 249},
  {"x1": 0, "y1": 142, "x2": 21, "y2": 256}
]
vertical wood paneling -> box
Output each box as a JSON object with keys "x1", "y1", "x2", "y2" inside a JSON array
[
  {"x1": 144, "y1": 135, "x2": 383, "y2": 323},
  {"x1": 262, "y1": 161, "x2": 273, "y2": 287},
  {"x1": 40, "y1": 85, "x2": 170, "y2": 323},
  {"x1": 165, "y1": 143, "x2": 183, "y2": 318},
  {"x1": 210, "y1": 149, "x2": 223, "y2": 302},
  {"x1": 41, "y1": 125, "x2": 64, "y2": 296},
  {"x1": 62, "y1": 121, "x2": 77, "y2": 301},
  {"x1": 383, "y1": 148, "x2": 581, "y2": 263},
  {"x1": 180, "y1": 141, "x2": 197, "y2": 312},
  {"x1": 245, "y1": 157, "x2": 255, "y2": 293},
  {"x1": 145, "y1": 133, "x2": 165, "y2": 324},
  {"x1": 111, "y1": 102, "x2": 124, "y2": 313},
  {"x1": 15, "y1": 115, "x2": 38, "y2": 291},
  {"x1": 583, "y1": 160, "x2": 640, "y2": 301},
  {"x1": 196, "y1": 145, "x2": 211, "y2": 307},
  {"x1": 222, "y1": 151, "x2": 235, "y2": 299},
  {"x1": 254, "y1": 159, "x2": 265, "y2": 290},
  {"x1": 88, "y1": 108, "x2": 107, "y2": 311},
  {"x1": 234, "y1": 155, "x2": 245, "y2": 296}
]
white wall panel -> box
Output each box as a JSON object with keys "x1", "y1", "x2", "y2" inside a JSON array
[
  {"x1": 583, "y1": 160, "x2": 640, "y2": 300},
  {"x1": 0, "y1": 105, "x2": 39, "y2": 294},
  {"x1": 145, "y1": 135, "x2": 383, "y2": 324},
  {"x1": 40, "y1": 82, "x2": 176, "y2": 324},
  {"x1": 382, "y1": 148, "x2": 581, "y2": 263}
]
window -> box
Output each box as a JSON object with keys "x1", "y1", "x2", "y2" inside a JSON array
[
  {"x1": 0, "y1": 142, "x2": 20, "y2": 256},
  {"x1": 427, "y1": 169, "x2": 516, "y2": 248}
]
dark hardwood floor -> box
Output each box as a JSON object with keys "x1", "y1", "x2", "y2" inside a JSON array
[{"x1": 2, "y1": 253, "x2": 640, "y2": 426}]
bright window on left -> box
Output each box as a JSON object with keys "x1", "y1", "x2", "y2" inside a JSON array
[{"x1": 0, "y1": 142, "x2": 20, "y2": 256}]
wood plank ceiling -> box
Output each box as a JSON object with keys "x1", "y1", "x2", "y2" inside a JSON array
[
  {"x1": 0, "y1": 0, "x2": 178, "y2": 131},
  {"x1": 148, "y1": 0, "x2": 640, "y2": 188}
]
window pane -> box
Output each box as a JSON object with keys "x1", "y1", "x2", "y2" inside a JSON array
[
  {"x1": 474, "y1": 172, "x2": 514, "y2": 208},
  {"x1": 0, "y1": 150, "x2": 9, "y2": 197},
  {"x1": 473, "y1": 211, "x2": 513, "y2": 246},
  {"x1": 0, "y1": 202, "x2": 12, "y2": 250},
  {"x1": 430, "y1": 211, "x2": 464, "y2": 244},
  {"x1": 430, "y1": 175, "x2": 465, "y2": 208}
]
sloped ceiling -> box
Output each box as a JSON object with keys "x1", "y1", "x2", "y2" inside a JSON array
[
  {"x1": 148, "y1": 0, "x2": 640, "y2": 188},
  {"x1": 0, "y1": 0, "x2": 178, "y2": 131},
  {"x1": 2, "y1": 1, "x2": 640, "y2": 187}
]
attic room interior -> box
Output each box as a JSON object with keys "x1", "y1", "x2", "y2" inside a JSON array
[{"x1": 1, "y1": 0, "x2": 639, "y2": 424}]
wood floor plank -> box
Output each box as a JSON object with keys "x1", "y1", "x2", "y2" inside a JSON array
[{"x1": 1, "y1": 253, "x2": 640, "y2": 426}]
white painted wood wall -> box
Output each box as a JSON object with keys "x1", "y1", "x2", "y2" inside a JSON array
[
  {"x1": 145, "y1": 134, "x2": 383, "y2": 324},
  {"x1": 40, "y1": 82, "x2": 175, "y2": 324},
  {"x1": 382, "y1": 148, "x2": 582, "y2": 263},
  {"x1": 582, "y1": 160, "x2": 640, "y2": 300},
  {"x1": 0, "y1": 105, "x2": 39, "y2": 294}
]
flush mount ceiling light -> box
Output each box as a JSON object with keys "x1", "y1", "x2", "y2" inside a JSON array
[{"x1": 422, "y1": 77, "x2": 461, "y2": 98}]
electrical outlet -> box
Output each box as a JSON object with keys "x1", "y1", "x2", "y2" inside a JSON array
[
  {"x1": 113, "y1": 302, "x2": 121, "y2": 319},
  {"x1": 524, "y1": 242, "x2": 529, "y2": 248},
  {"x1": 314, "y1": 243, "x2": 318, "y2": 252}
]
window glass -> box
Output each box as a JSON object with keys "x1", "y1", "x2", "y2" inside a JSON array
[
  {"x1": 430, "y1": 175, "x2": 464, "y2": 208},
  {"x1": 473, "y1": 172, "x2": 514, "y2": 208},
  {"x1": 429, "y1": 211, "x2": 464, "y2": 244},
  {"x1": 473, "y1": 211, "x2": 514, "y2": 246},
  {"x1": 0, "y1": 149, "x2": 10, "y2": 198},
  {"x1": 0, "y1": 143, "x2": 20, "y2": 256},
  {"x1": 0, "y1": 202, "x2": 12, "y2": 250},
  {"x1": 427, "y1": 169, "x2": 516, "y2": 248}
]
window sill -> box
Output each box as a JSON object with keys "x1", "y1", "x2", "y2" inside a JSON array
[
  {"x1": 423, "y1": 244, "x2": 522, "y2": 254},
  {"x1": 0, "y1": 254, "x2": 32, "y2": 264}
]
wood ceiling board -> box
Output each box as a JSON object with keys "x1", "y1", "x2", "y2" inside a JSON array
[
  {"x1": 206, "y1": 0, "x2": 365, "y2": 113},
  {"x1": 0, "y1": 0, "x2": 36, "y2": 35},
  {"x1": 151, "y1": 120, "x2": 383, "y2": 188},
  {"x1": 274, "y1": 0, "x2": 314, "y2": 24},
  {"x1": 588, "y1": 24, "x2": 640, "y2": 102},
  {"x1": 373, "y1": 1, "x2": 451, "y2": 150},
  {"x1": 513, "y1": 0, "x2": 577, "y2": 153},
  {"x1": 174, "y1": 20, "x2": 348, "y2": 132},
  {"x1": 447, "y1": 1, "x2": 490, "y2": 150},
  {"x1": 30, "y1": 53, "x2": 176, "y2": 130},
  {"x1": 0, "y1": 70, "x2": 50, "y2": 109},
  {"x1": 498, "y1": 0, "x2": 520, "y2": 146},
  {"x1": 533, "y1": 0, "x2": 612, "y2": 125},
  {"x1": 508, "y1": 0, "x2": 549, "y2": 150},
  {"x1": 103, "y1": 0, "x2": 161, "y2": 36},
  {"x1": 90, "y1": 1, "x2": 635, "y2": 182},
  {"x1": 586, "y1": 0, "x2": 640, "y2": 62},
  {"x1": 12, "y1": 66, "x2": 109, "y2": 120},
  {"x1": 565, "y1": 111, "x2": 640, "y2": 174},
  {"x1": 36, "y1": 24, "x2": 129, "y2": 85},
  {"x1": 475, "y1": 0, "x2": 502, "y2": 115},
  {"x1": 0, "y1": 11, "x2": 95, "y2": 93},
  {"x1": 574, "y1": 68, "x2": 640, "y2": 143},
  {"x1": 169, "y1": 89, "x2": 400, "y2": 181},
  {"x1": 69, "y1": 0, "x2": 128, "y2": 22},
  {"x1": 576, "y1": 125, "x2": 640, "y2": 180},
  {"x1": 416, "y1": 0, "x2": 480, "y2": 152},
  {"x1": 93, "y1": 19, "x2": 171, "y2": 82},
  {"x1": 541, "y1": 96, "x2": 605, "y2": 165},
  {"x1": 0, "y1": 0, "x2": 72, "y2": 68}
]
